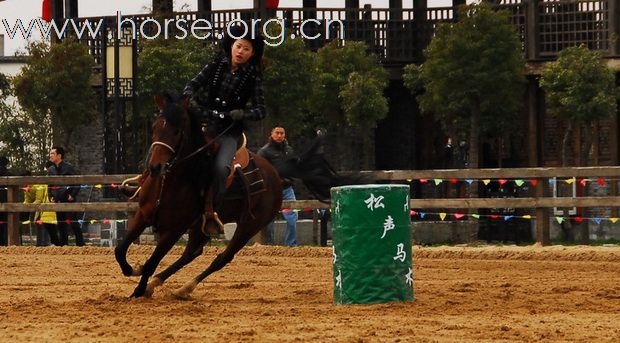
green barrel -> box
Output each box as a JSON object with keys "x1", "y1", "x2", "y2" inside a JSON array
[{"x1": 331, "y1": 184, "x2": 413, "y2": 305}]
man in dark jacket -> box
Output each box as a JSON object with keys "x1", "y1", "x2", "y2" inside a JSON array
[
  {"x1": 48, "y1": 146, "x2": 84, "y2": 246},
  {"x1": 257, "y1": 127, "x2": 298, "y2": 246}
]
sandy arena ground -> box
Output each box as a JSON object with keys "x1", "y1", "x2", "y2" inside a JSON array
[{"x1": 0, "y1": 244, "x2": 619, "y2": 342}]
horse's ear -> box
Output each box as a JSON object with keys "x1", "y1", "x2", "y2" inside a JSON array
[{"x1": 154, "y1": 95, "x2": 165, "y2": 112}]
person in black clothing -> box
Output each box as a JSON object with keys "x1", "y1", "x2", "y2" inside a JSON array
[
  {"x1": 48, "y1": 146, "x2": 83, "y2": 246},
  {"x1": 257, "y1": 126, "x2": 298, "y2": 246},
  {"x1": 183, "y1": 25, "x2": 266, "y2": 225}
]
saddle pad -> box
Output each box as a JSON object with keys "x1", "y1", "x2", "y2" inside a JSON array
[{"x1": 225, "y1": 154, "x2": 266, "y2": 198}]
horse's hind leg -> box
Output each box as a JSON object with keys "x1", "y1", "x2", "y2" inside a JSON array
[
  {"x1": 144, "y1": 226, "x2": 209, "y2": 297},
  {"x1": 115, "y1": 212, "x2": 149, "y2": 277},
  {"x1": 131, "y1": 229, "x2": 184, "y2": 298},
  {"x1": 173, "y1": 223, "x2": 255, "y2": 299}
]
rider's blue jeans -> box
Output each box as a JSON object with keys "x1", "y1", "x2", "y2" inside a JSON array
[{"x1": 265, "y1": 186, "x2": 298, "y2": 246}]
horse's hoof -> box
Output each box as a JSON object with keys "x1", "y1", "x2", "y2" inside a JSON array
[
  {"x1": 130, "y1": 289, "x2": 144, "y2": 298},
  {"x1": 144, "y1": 277, "x2": 163, "y2": 298},
  {"x1": 172, "y1": 280, "x2": 198, "y2": 300}
]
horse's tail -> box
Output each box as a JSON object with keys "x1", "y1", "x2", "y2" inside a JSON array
[{"x1": 276, "y1": 136, "x2": 370, "y2": 203}]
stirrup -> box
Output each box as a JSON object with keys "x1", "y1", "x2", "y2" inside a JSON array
[{"x1": 201, "y1": 212, "x2": 224, "y2": 237}]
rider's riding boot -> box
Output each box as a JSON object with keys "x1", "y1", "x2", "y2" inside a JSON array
[{"x1": 203, "y1": 188, "x2": 224, "y2": 237}]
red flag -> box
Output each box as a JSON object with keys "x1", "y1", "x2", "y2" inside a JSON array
[
  {"x1": 42, "y1": 0, "x2": 52, "y2": 22},
  {"x1": 266, "y1": 0, "x2": 279, "y2": 9}
]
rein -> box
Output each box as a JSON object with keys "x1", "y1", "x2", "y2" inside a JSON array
[{"x1": 168, "y1": 122, "x2": 235, "y2": 166}]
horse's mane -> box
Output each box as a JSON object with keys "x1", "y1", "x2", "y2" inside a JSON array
[
  {"x1": 161, "y1": 90, "x2": 204, "y2": 143},
  {"x1": 159, "y1": 90, "x2": 211, "y2": 188}
]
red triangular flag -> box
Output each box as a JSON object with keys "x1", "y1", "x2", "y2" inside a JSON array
[
  {"x1": 42, "y1": 0, "x2": 52, "y2": 22},
  {"x1": 498, "y1": 179, "x2": 508, "y2": 186},
  {"x1": 530, "y1": 179, "x2": 538, "y2": 186},
  {"x1": 597, "y1": 178, "x2": 606, "y2": 187}
]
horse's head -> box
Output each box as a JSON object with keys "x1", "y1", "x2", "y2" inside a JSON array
[{"x1": 149, "y1": 93, "x2": 190, "y2": 177}]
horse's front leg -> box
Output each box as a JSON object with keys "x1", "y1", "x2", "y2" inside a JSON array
[
  {"x1": 132, "y1": 230, "x2": 183, "y2": 298},
  {"x1": 145, "y1": 225, "x2": 209, "y2": 297},
  {"x1": 115, "y1": 212, "x2": 149, "y2": 277},
  {"x1": 173, "y1": 221, "x2": 255, "y2": 299}
]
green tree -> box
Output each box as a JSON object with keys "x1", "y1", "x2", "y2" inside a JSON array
[
  {"x1": 263, "y1": 34, "x2": 316, "y2": 139},
  {"x1": 540, "y1": 45, "x2": 617, "y2": 167},
  {"x1": 539, "y1": 46, "x2": 617, "y2": 244},
  {"x1": 0, "y1": 72, "x2": 52, "y2": 173},
  {"x1": 312, "y1": 40, "x2": 388, "y2": 129},
  {"x1": 310, "y1": 40, "x2": 388, "y2": 169},
  {"x1": 137, "y1": 37, "x2": 216, "y2": 117},
  {"x1": 404, "y1": 3, "x2": 525, "y2": 168},
  {"x1": 12, "y1": 39, "x2": 96, "y2": 148}
]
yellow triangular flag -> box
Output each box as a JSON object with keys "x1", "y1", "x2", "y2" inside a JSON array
[
  {"x1": 439, "y1": 213, "x2": 447, "y2": 221},
  {"x1": 483, "y1": 179, "x2": 491, "y2": 185},
  {"x1": 522, "y1": 215, "x2": 531, "y2": 219},
  {"x1": 95, "y1": 184, "x2": 103, "y2": 189},
  {"x1": 22, "y1": 220, "x2": 31, "y2": 225},
  {"x1": 565, "y1": 177, "x2": 576, "y2": 184},
  {"x1": 90, "y1": 220, "x2": 97, "y2": 224},
  {"x1": 610, "y1": 218, "x2": 619, "y2": 224}
]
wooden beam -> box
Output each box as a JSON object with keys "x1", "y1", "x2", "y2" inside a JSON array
[
  {"x1": 2, "y1": 167, "x2": 620, "y2": 186},
  {"x1": 356, "y1": 166, "x2": 620, "y2": 180},
  {"x1": 1, "y1": 197, "x2": 618, "y2": 213}
]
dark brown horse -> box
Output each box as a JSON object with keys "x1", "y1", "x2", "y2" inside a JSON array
[{"x1": 114, "y1": 93, "x2": 282, "y2": 298}]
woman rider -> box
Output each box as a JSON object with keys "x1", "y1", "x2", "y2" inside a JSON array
[{"x1": 183, "y1": 25, "x2": 266, "y2": 228}]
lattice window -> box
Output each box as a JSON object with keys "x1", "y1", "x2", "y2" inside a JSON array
[{"x1": 539, "y1": 0, "x2": 609, "y2": 56}]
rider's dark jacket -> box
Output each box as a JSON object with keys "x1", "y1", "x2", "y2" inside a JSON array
[
  {"x1": 257, "y1": 138, "x2": 295, "y2": 188},
  {"x1": 183, "y1": 55, "x2": 266, "y2": 137}
]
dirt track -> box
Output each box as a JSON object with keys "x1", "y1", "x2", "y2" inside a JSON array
[{"x1": 1, "y1": 244, "x2": 619, "y2": 342}]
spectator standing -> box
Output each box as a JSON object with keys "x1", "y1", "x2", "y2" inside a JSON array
[
  {"x1": 48, "y1": 146, "x2": 83, "y2": 246},
  {"x1": 23, "y1": 182, "x2": 58, "y2": 246},
  {"x1": 258, "y1": 126, "x2": 298, "y2": 246}
]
